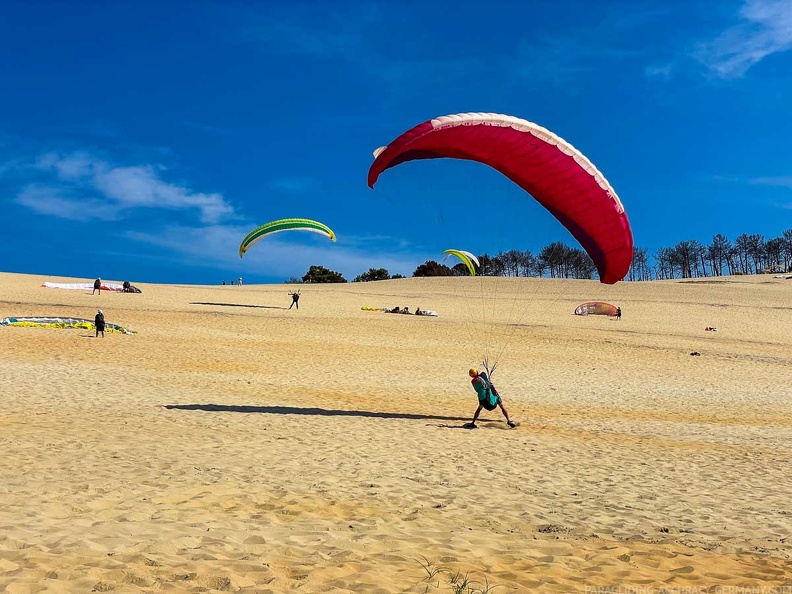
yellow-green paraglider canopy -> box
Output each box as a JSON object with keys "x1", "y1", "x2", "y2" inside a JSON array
[
  {"x1": 442, "y1": 249, "x2": 480, "y2": 276},
  {"x1": 239, "y1": 218, "x2": 336, "y2": 258}
]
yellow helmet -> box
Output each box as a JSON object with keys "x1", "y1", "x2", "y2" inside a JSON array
[{"x1": 469, "y1": 368, "x2": 478, "y2": 377}]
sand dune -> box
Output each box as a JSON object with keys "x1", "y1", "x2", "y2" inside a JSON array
[{"x1": 1, "y1": 270, "x2": 791, "y2": 592}]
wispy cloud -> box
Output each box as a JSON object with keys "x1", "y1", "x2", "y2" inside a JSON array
[
  {"x1": 645, "y1": 63, "x2": 674, "y2": 79},
  {"x1": 242, "y1": 4, "x2": 685, "y2": 93},
  {"x1": 268, "y1": 176, "x2": 319, "y2": 194},
  {"x1": 16, "y1": 185, "x2": 118, "y2": 221},
  {"x1": 127, "y1": 224, "x2": 425, "y2": 278},
  {"x1": 511, "y1": 36, "x2": 644, "y2": 84},
  {"x1": 0, "y1": 157, "x2": 26, "y2": 177},
  {"x1": 749, "y1": 176, "x2": 792, "y2": 188},
  {"x1": 749, "y1": 176, "x2": 792, "y2": 208},
  {"x1": 714, "y1": 175, "x2": 792, "y2": 209},
  {"x1": 241, "y1": 4, "x2": 483, "y2": 96},
  {"x1": 242, "y1": 3, "x2": 380, "y2": 62},
  {"x1": 695, "y1": 0, "x2": 792, "y2": 78},
  {"x1": 6, "y1": 152, "x2": 235, "y2": 224},
  {"x1": 506, "y1": 5, "x2": 678, "y2": 86}
]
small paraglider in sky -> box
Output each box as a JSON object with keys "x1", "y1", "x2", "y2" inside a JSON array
[{"x1": 239, "y1": 218, "x2": 337, "y2": 258}]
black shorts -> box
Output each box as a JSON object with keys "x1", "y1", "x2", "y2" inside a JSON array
[{"x1": 480, "y1": 394, "x2": 502, "y2": 411}]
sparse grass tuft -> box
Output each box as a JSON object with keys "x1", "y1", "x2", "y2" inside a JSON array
[{"x1": 417, "y1": 558, "x2": 500, "y2": 593}]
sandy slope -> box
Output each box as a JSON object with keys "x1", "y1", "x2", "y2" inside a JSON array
[{"x1": 1, "y1": 271, "x2": 791, "y2": 593}]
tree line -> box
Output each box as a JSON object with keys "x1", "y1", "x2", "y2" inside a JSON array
[
  {"x1": 286, "y1": 230, "x2": 792, "y2": 283},
  {"x1": 631, "y1": 230, "x2": 792, "y2": 280}
]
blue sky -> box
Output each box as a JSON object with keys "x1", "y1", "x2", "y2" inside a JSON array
[{"x1": 1, "y1": 0, "x2": 790, "y2": 284}]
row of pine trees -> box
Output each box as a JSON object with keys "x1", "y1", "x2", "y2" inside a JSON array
[{"x1": 290, "y1": 230, "x2": 792, "y2": 283}]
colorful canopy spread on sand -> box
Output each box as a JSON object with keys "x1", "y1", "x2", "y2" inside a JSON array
[
  {"x1": 361, "y1": 307, "x2": 438, "y2": 317},
  {"x1": 368, "y1": 112, "x2": 634, "y2": 284},
  {"x1": 574, "y1": 302, "x2": 618, "y2": 317},
  {"x1": 239, "y1": 218, "x2": 337, "y2": 258},
  {"x1": 42, "y1": 282, "x2": 141, "y2": 293},
  {"x1": 1, "y1": 316, "x2": 136, "y2": 334},
  {"x1": 442, "y1": 249, "x2": 480, "y2": 276}
]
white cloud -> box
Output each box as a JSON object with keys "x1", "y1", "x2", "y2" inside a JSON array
[
  {"x1": 749, "y1": 176, "x2": 792, "y2": 188},
  {"x1": 16, "y1": 185, "x2": 118, "y2": 221},
  {"x1": 127, "y1": 224, "x2": 425, "y2": 279},
  {"x1": 93, "y1": 165, "x2": 233, "y2": 223},
  {"x1": 35, "y1": 151, "x2": 95, "y2": 180},
  {"x1": 749, "y1": 176, "x2": 792, "y2": 209},
  {"x1": 13, "y1": 152, "x2": 235, "y2": 224},
  {"x1": 695, "y1": 0, "x2": 792, "y2": 78},
  {"x1": 0, "y1": 157, "x2": 28, "y2": 177}
]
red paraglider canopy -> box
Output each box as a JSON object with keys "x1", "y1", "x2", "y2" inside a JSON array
[{"x1": 368, "y1": 113, "x2": 633, "y2": 284}]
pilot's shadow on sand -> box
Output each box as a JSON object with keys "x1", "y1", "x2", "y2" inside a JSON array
[
  {"x1": 190, "y1": 302, "x2": 287, "y2": 310},
  {"x1": 164, "y1": 404, "x2": 468, "y2": 422}
]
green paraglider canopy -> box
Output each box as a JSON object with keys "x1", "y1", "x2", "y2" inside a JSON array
[{"x1": 239, "y1": 218, "x2": 336, "y2": 258}]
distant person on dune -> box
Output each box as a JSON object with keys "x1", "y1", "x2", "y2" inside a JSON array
[
  {"x1": 288, "y1": 289, "x2": 301, "y2": 310},
  {"x1": 238, "y1": 277, "x2": 242, "y2": 286},
  {"x1": 94, "y1": 308, "x2": 105, "y2": 338},
  {"x1": 92, "y1": 278, "x2": 102, "y2": 295},
  {"x1": 616, "y1": 306, "x2": 622, "y2": 320},
  {"x1": 466, "y1": 368, "x2": 516, "y2": 429}
]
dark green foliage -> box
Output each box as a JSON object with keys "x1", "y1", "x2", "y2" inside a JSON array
[
  {"x1": 353, "y1": 268, "x2": 391, "y2": 282},
  {"x1": 302, "y1": 265, "x2": 347, "y2": 283},
  {"x1": 412, "y1": 260, "x2": 454, "y2": 277}
]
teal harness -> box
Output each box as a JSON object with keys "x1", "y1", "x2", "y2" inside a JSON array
[{"x1": 473, "y1": 373, "x2": 499, "y2": 411}]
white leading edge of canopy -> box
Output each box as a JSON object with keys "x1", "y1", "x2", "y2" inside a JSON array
[{"x1": 372, "y1": 112, "x2": 625, "y2": 214}]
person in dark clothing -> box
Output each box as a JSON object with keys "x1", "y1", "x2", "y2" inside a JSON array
[
  {"x1": 92, "y1": 278, "x2": 102, "y2": 295},
  {"x1": 123, "y1": 280, "x2": 131, "y2": 292},
  {"x1": 616, "y1": 306, "x2": 622, "y2": 320},
  {"x1": 288, "y1": 290, "x2": 301, "y2": 310},
  {"x1": 95, "y1": 308, "x2": 106, "y2": 338}
]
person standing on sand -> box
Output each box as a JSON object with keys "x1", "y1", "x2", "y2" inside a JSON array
[
  {"x1": 92, "y1": 278, "x2": 102, "y2": 295},
  {"x1": 616, "y1": 306, "x2": 622, "y2": 320},
  {"x1": 465, "y1": 368, "x2": 515, "y2": 429},
  {"x1": 238, "y1": 277, "x2": 242, "y2": 287},
  {"x1": 94, "y1": 308, "x2": 106, "y2": 338},
  {"x1": 288, "y1": 289, "x2": 301, "y2": 310}
]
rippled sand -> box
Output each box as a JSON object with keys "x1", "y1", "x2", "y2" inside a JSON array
[{"x1": 1, "y1": 270, "x2": 791, "y2": 592}]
